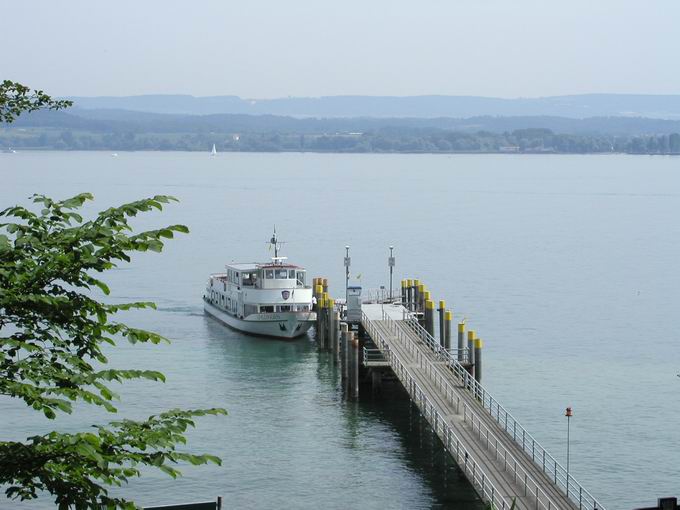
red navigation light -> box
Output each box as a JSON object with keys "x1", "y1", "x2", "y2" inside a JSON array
[{"x1": 565, "y1": 407, "x2": 573, "y2": 417}]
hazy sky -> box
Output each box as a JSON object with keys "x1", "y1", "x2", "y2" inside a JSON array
[{"x1": 4, "y1": 0, "x2": 680, "y2": 98}]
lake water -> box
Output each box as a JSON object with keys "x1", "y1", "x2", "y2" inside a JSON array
[{"x1": 1, "y1": 151, "x2": 679, "y2": 509}]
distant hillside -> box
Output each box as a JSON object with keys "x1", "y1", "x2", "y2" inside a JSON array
[
  {"x1": 64, "y1": 94, "x2": 680, "y2": 119},
  {"x1": 12, "y1": 109, "x2": 680, "y2": 136}
]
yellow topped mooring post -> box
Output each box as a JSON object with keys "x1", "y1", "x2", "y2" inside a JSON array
[
  {"x1": 325, "y1": 298, "x2": 335, "y2": 353},
  {"x1": 444, "y1": 310, "x2": 453, "y2": 350},
  {"x1": 316, "y1": 294, "x2": 324, "y2": 349},
  {"x1": 332, "y1": 309, "x2": 341, "y2": 362},
  {"x1": 438, "y1": 300, "x2": 446, "y2": 347},
  {"x1": 418, "y1": 284, "x2": 425, "y2": 313},
  {"x1": 314, "y1": 283, "x2": 323, "y2": 311},
  {"x1": 412, "y1": 279, "x2": 419, "y2": 312},
  {"x1": 467, "y1": 330, "x2": 476, "y2": 379},
  {"x1": 425, "y1": 299, "x2": 435, "y2": 338},
  {"x1": 457, "y1": 322, "x2": 466, "y2": 362},
  {"x1": 474, "y1": 337, "x2": 483, "y2": 383},
  {"x1": 401, "y1": 279, "x2": 407, "y2": 307}
]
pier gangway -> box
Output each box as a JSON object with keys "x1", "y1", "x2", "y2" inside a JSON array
[{"x1": 361, "y1": 303, "x2": 606, "y2": 510}]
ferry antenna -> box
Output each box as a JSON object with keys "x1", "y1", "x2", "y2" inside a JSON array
[{"x1": 269, "y1": 226, "x2": 286, "y2": 261}]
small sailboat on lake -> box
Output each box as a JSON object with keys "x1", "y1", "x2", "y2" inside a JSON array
[{"x1": 211, "y1": 144, "x2": 217, "y2": 156}]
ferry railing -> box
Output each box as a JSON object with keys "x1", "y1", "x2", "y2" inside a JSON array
[
  {"x1": 361, "y1": 311, "x2": 511, "y2": 510},
  {"x1": 381, "y1": 311, "x2": 605, "y2": 510}
]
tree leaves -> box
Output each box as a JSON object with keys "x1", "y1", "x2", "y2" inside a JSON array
[
  {"x1": 0, "y1": 408, "x2": 227, "y2": 508},
  {"x1": 0, "y1": 193, "x2": 226, "y2": 508},
  {"x1": 0, "y1": 80, "x2": 73, "y2": 124}
]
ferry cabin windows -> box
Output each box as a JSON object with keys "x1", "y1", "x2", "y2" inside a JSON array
[
  {"x1": 242, "y1": 272, "x2": 257, "y2": 286},
  {"x1": 261, "y1": 268, "x2": 297, "y2": 279},
  {"x1": 296, "y1": 271, "x2": 305, "y2": 286},
  {"x1": 257, "y1": 304, "x2": 311, "y2": 313}
]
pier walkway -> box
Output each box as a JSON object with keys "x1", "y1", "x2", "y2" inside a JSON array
[{"x1": 361, "y1": 303, "x2": 604, "y2": 510}]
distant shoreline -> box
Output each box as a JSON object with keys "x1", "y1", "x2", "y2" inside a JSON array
[{"x1": 4, "y1": 148, "x2": 679, "y2": 156}]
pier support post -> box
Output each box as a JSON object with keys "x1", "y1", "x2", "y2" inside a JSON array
[
  {"x1": 332, "y1": 311, "x2": 340, "y2": 362},
  {"x1": 424, "y1": 299, "x2": 435, "y2": 338},
  {"x1": 444, "y1": 310, "x2": 452, "y2": 350},
  {"x1": 349, "y1": 332, "x2": 360, "y2": 399},
  {"x1": 322, "y1": 278, "x2": 328, "y2": 296},
  {"x1": 401, "y1": 279, "x2": 407, "y2": 306},
  {"x1": 438, "y1": 300, "x2": 446, "y2": 347},
  {"x1": 317, "y1": 296, "x2": 326, "y2": 349},
  {"x1": 417, "y1": 284, "x2": 425, "y2": 313},
  {"x1": 341, "y1": 324, "x2": 349, "y2": 381},
  {"x1": 467, "y1": 330, "x2": 476, "y2": 379},
  {"x1": 474, "y1": 337, "x2": 483, "y2": 383},
  {"x1": 371, "y1": 370, "x2": 383, "y2": 395},
  {"x1": 458, "y1": 322, "x2": 465, "y2": 362},
  {"x1": 326, "y1": 299, "x2": 335, "y2": 352}
]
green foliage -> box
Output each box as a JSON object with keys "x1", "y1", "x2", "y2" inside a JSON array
[
  {"x1": 0, "y1": 80, "x2": 73, "y2": 123},
  {"x1": 0, "y1": 194, "x2": 226, "y2": 508}
]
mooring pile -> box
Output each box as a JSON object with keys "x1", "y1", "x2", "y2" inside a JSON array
[{"x1": 400, "y1": 278, "x2": 483, "y2": 382}]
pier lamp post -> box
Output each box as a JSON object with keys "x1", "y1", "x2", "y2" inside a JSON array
[
  {"x1": 344, "y1": 246, "x2": 350, "y2": 307},
  {"x1": 565, "y1": 406, "x2": 572, "y2": 497},
  {"x1": 388, "y1": 246, "x2": 395, "y2": 303}
]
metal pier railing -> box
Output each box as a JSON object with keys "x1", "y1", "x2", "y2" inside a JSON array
[
  {"x1": 380, "y1": 311, "x2": 605, "y2": 510},
  {"x1": 362, "y1": 311, "x2": 513, "y2": 510},
  {"x1": 362, "y1": 347, "x2": 390, "y2": 367}
]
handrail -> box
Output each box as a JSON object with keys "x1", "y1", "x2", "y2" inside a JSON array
[
  {"x1": 362, "y1": 346, "x2": 388, "y2": 364},
  {"x1": 361, "y1": 288, "x2": 403, "y2": 304},
  {"x1": 380, "y1": 311, "x2": 605, "y2": 510},
  {"x1": 361, "y1": 311, "x2": 511, "y2": 510},
  {"x1": 463, "y1": 402, "x2": 560, "y2": 510},
  {"x1": 371, "y1": 312, "x2": 558, "y2": 510}
]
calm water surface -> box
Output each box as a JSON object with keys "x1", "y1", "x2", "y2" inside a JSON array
[{"x1": 1, "y1": 152, "x2": 679, "y2": 509}]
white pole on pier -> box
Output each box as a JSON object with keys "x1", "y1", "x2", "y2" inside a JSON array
[
  {"x1": 344, "y1": 245, "x2": 350, "y2": 310},
  {"x1": 388, "y1": 246, "x2": 395, "y2": 302}
]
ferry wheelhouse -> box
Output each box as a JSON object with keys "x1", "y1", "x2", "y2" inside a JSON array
[{"x1": 203, "y1": 233, "x2": 316, "y2": 339}]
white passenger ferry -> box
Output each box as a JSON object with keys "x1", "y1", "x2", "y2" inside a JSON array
[{"x1": 203, "y1": 231, "x2": 316, "y2": 339}]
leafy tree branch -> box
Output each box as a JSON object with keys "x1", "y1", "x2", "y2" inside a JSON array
[
  {"x1": 0, "y1": 193, "x2": 226, "y2": 508},
  {"x1": 0, "y1": 80, "x2": 73, "y2": 123}
]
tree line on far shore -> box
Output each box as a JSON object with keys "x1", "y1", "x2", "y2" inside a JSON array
[{"x1": 3, "y1": 126, "x2": 680, "y2": 154}]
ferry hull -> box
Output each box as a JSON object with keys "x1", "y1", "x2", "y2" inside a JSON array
[{"x1": 204, "y1": 300, "x2": 315, "y2": 339}]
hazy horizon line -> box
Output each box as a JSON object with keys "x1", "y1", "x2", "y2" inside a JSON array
[{"x1": 60, "y1": 92, "x2": 680, "y2": 100}]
